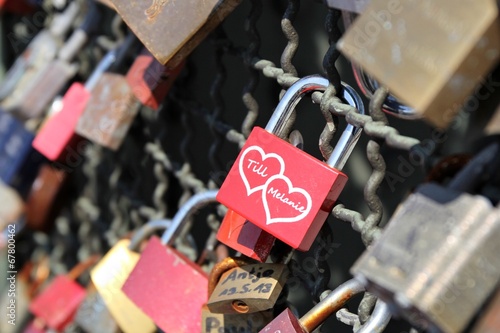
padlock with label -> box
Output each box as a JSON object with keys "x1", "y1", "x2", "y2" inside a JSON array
[
  {"x1": 29, "y1": 256, "x2": 99, "y2": 332},
  {"x1": 126, "y1": 48, "x2": 185, "y2": 110},
  {"x1": 2, "y1": 3, "x2": 102, "y2": 120},
  {"x1": 217, "y1": 76, "x2": 364, "y2": 251},
  {"x1": 25, "y1": 164, "x2": 67, "y2": 231},
  {"x1": 207, "y1": 257, "x2": 289, "y2": 314},
  {"x1": 73, "y1": 285, "x2": 119, "y2": 333},
  {"x1": 123, "y1": 191, "x2": 219, "y2": 333},
  {"x1": 0, "y1": 2, "x2": 79, "y2": 102},
  {"x1": 75, "y1": 72, "x2": 140, "y2": 150},
  {"x1": 202, "y1": 257, "x2": 273, "y2": 333},
  {"x1": 32, "y1": 49, "x2": 117, "y2": 162},
  {"x1": 90, "y1": 238, "x2": 156, "y2": 333},
  {"x1": 109, "y1": 0, "x2": 241, "y2": 65},
  {"x1": 259, "y1": 278, "x2": 391, "y2": 332},
  {"x1": 351, "y1": 146, "x2": 500, "y2": 333},
  {"x1": 338, "y1": 0, "x2": 500, "y2": 128}
]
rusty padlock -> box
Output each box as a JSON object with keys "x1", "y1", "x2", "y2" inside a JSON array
[
  {"x1": 109, "y1": 0, "x2": 241, "y2": 65},
  {"x1": 207, "y1": 257, "x2": 289, "y2": 314},
  {"x1": 75, "y1": 72, "x2": 140, "y2": 150},
  {"x1": 338, "y1": 0, "x2": 500, "y2": 128},
  {"x1": 24, "y1": 164, "x2": 67, "y2": 232},
  {"x1": 202, "y1": 257, "x2": 273, "y2": 333},
  {"x1": 32, "y1": 48, "x2": 117, "y2": 162},
  {"x1": 91, "y1": 232, "x2": 163, "y2": 333},
  {"x1": 28, "y1": 256, "x2": 99, "y2": 332},
  {"x1": 126, "y1": 48, "x2": 185, "y2": 110},
  {"x1": 123, "y1": 191, "x2": 219, "y2": 333},
  {"x1": 217, "y1": 76, "x2": 364, "y2": 251},
  {"x1": 259, "y1": 278, "x2": 391, "y2": 333}
]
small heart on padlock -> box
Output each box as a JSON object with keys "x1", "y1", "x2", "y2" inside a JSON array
[
  {"x1": 262, "y1": 174, "x2": 312, "y2": 225},
  {"x1": 239, "y1": 146, "x2": 285, "y2": 195}
]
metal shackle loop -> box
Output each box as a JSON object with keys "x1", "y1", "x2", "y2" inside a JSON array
[
  {"x1": 300, "y1": 278, "x2": 365, "y2": 332},
  {"x1": 356, "y1": 299, "x2": 391, "y2": 333},
  {"x1": 128, "y1": 219, "x2": 172, "y2": 252},
  {"x1": 160, "y1": 190, "x2": 219, "y2": 246},
  {"x1": 264, "y1": 75, "x2": 365, "y2": 171}
]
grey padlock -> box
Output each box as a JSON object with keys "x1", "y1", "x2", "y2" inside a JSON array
[
  {"x1": 351, "y1": 145, "x2": 500, "y2": 333},
  {"x1": 326, "y1": 0, "x2": 370, "y2": 13}
]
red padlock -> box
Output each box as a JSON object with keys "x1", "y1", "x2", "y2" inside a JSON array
[
  {"x1": 126, "y1": 48, "x2": 185, "y2": 110},
  {"x1": 217, "y1": 76, "x2": 364, "y2": 251},
  {"x1": 28, "y1": 256, "x2": 99, "y2": 332},
  {"x1": 217, "y1": 210, "x2": 276, "y2": 262},
  {"x1": 122, "y1": 191, "x2": 218, "y2": 333},
  {"x1": 0, "y1": 0, "x2": 35, "y2": 15},
  {"x1": 32, "y1": 50, "x2": 117, "y2": 162}
]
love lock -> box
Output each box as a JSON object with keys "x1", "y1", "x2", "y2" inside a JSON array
[{"x1": 217, "y1": 75, "x2": 365, "y2": 251}]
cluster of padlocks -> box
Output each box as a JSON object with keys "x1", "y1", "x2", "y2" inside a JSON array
[{"x1": 1, "y1": 0, "x2": 500, "y2": 332}]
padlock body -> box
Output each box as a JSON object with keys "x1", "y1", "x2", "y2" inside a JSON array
[
  {"x1": 109, "y1": 0, "x2": 241, "y2": 65},
  {"x1": 122, "y1": 236, "x2": 208, "y2": 333},
  {"x1": 74, "y1": 291, "x2": 119, "y2": 333},
  {"x1": 33, "y1": 83, "x2": 90, "y2": 162},
  {"x1": 90, "y1": 239, "x2": 156, "y2": 333},
  {"x1": 76, "y1": 73, "x2": 138, "y2": 150},
  {"x1": 29, "y1": 275, "x2": 86, "y2": 331},
  {"x1": 259, "y1": 308, "x2": 305, "y2": 333},
  {"x1": 126, "y1": 49, "x2": 184, "y2": 110},
  {"x1": 217, "y1": 127, "x2": 348, "y2": 251},
  {"x1": 352, "y1": 184, "x2": 500, "y2": 333},
  {"x1": 338, "y1": 0, "x2": 500, "y2": 128},
  {"x1": 207, "y1": 263, "x2": 288, "y2": 314},
  {"x1": 217, "y1": 209, "x2": 275, "y2": 262},
  {"x1": 202, "y1": 305, "x2": 273, "y2": 333}
]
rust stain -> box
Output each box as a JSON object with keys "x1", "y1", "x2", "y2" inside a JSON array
[{"x1": 145, "y1": 0, "x2": 169, "y2": 20}]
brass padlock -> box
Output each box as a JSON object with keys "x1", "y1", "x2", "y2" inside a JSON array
[
  {"x1": 207, "y1": 257, "x2": 288, "y2": 314},
  {"x1": 109, "y1": 0, "x2": 242, "y2": 65},
  {"x1": 338, "y1": 0, "x2": 500, "y2": 128},
  {"x1": 90, "y1": 239, "x2": 156, "y2": 333},
  {"x1": 202, "y1": 257, "x2": 273, "y2": 333},
  {"x1": 75, "y1": 72, "x2": 140, "y2": 150}
]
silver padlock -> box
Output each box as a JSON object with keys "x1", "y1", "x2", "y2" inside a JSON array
[{"x1": 351, "y1": 146, "x2": 500, "y2": 333}]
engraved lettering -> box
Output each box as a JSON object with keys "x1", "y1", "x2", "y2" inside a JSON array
[
  {"x1": 246, "y1": 159, "x2": 268, "y2": 177},
  {"x1": 267, "y1": 187, "x2": 306, "y2": 213}
]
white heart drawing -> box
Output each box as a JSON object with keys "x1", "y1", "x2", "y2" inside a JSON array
[
  {"x1": 238, "y1": 145, "x2": 285, "y2": 196},
  {"x1": 262, "y1": 174, "x2": 312, "y2": 225}
]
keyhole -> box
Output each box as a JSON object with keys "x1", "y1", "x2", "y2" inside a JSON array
[{"x1": 232, "y1": 300, "x2": 249, "y2": 313}]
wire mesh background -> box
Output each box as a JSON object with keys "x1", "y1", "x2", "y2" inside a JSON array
[{"x1": 2, "y1": 0, "x2": 500, "y2": 332}]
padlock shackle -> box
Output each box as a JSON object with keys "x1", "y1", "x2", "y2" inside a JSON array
[
  {"x1": 128, "y1": 219, "x2": 172, "y2": 252},
  {"x1": 300, "y1": 278, "x2": 365, "y2": 332},
  {"x1": 160, "y1": 190, "x2": 219, "y2": 245},
  {"x1": 356, "y1": 299, "x2": 391, "y2": 333},
  {"x1": 264, "y1": 75, "x2": 364, "y2": 171}
]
